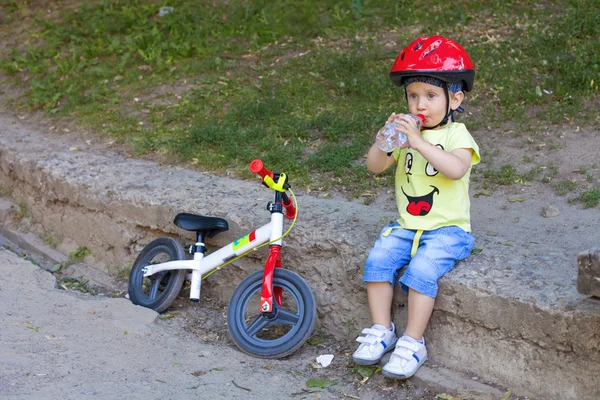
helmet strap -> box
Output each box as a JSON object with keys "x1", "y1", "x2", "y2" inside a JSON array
[{"x1": 429, "y1": 82, "x2": 452, "y2": 129}]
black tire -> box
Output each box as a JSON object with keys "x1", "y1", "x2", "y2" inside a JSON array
[
  {"x1": 227, "y1": 268, "x2": 317, "y2": 359},
  {"x1": 128, "y1": 237, "x2": 186, "y2": 313}
]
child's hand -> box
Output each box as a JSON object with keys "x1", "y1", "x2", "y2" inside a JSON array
[
  {"x1": 395, "y1": 114, "x2": 424, "y2": 149},
  {"x1": 386, "y1": 112, "x2": 398, "y2": 124}
]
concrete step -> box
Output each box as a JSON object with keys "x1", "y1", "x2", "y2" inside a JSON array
[{"x1": 1, "y1": 116, "x2": 599, "y2": 400}]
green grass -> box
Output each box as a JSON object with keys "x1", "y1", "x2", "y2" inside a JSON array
[
  {"x1": 571, "y1": 188, "x2": 600, "y2": 208},
  {"x1": 552, "y1": 179, "x2": 577, "y2": 196},
  {"x1": 0, "y1": 0, "x2": 598, "y2": 191}
]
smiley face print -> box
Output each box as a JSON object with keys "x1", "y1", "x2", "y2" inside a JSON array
[{"x1": 401, "y1": 145, "x2": 444, "y2": 216}]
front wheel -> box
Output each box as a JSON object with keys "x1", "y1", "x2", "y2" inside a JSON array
[
  {"x1": 128, "y1": 237, "x2": 186, "y2": 313},
  {"x1": 227, "y1": 268, "x2": 317, "y2": 359}
]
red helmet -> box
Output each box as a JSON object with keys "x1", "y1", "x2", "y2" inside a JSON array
[{"x1": 390, "y1": 36, "x2": 475, "y2": 92}]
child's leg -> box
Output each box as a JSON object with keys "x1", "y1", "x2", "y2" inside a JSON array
[
  {"x1": 404, "y1": 288, "x2": 435, "y2": 340},
  {"x1": 382, "y1": 226, "x2": 473, "y2": 379},
  {"x1": 367, "y1": 281, "x2": 394, "y2": 328},
  {"x1": 353, "y1": 223, "x2": 413, "y2": 365},
  {"x1": 354, "y1": 281, "x2": 397, "y2": 365}
]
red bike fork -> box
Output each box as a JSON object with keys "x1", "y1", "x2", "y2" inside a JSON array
[{"x1": 260, "y1": 245, "x2": 283, "y2": 313}]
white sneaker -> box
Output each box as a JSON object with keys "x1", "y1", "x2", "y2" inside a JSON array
[
  {"x1": 382, "y1": 335, "x2": 427, "y2": 379},
  {"x1": 352, "y1": 323, "x2": 397, "y2": 365}
]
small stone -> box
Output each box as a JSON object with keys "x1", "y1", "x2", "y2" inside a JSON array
[
  {"x1": 472, "y1": 376, "x2": 479, "y2": 381},
  {"x1": 541, "y1": 205, "x2": 560, "y2": 218}
]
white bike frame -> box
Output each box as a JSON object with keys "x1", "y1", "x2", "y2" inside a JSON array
[{"x1": 142, "y1": 212, "x2": 284, "y2": 302}]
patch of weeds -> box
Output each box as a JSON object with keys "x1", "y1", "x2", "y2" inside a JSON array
[
  {"x1": 541, "y1": 163, "x2": 559, "y2": 183},
  {"x1": 552, "y1": 179, "x2": 577, "y2": 196},
  {"x1": 57, "y1": 276, "x2": 96, "y2": 294},
  {"x1": 0, "y1": 184, "x2": 13, "y2": 197},
  {"x1": 547, "y1": 140, "x2": 561, "y2": 151},
  {"x1": 522, "y1": 166, "x2": 542, "y2": 181},
  {"x1": 69, "y1": 246, "x2": 91, "y2": 262},
  {"x1": 343, "y1": 317, "x2": 358, "y2": 338},
  {"x1": 48, "y1": 246, "x2": 92, "y2": 274},
  {"x1": 571, "y1": 188, "x2": 600, "y2": 208},
  {"x1": 306, "y1": 326, "x2": 329, "y2": 346},
  {"x1": 13, "y1": 202, "x2": 28, "y2": 220},
  {"x1": 43, "y1": 233, "x2": 61, "y2": 249},
  {"x1": 521, "y1": 155, "x2": 534, "y2": 163},
  {"x1": 114, "y1": 265, "x2": 132, "y2": 282},
  {"x1": 26, "y1": 256, "x2": 40, "y2": 266},
  {"x1": 481, "y1": 165, "x2": 520, "y2": 187},
  {"x1": 586, "y1": 174, "x2": 595, "y2": 183}
]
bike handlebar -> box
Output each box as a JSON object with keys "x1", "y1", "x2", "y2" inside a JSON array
[
  {"x1": 249, "y1": 159, "x2": 274, "y2": 179},
  {"x1": 249, "y1": 159, "x2": 297, "y2": 220}
]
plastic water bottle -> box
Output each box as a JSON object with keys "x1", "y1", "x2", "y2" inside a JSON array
[{"x1": 376, "y1": 114, "x2": 426, "y2": 152}]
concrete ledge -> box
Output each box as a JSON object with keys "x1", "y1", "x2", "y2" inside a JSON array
[{"x1": 1, "y1": 117, "x2": 599, "y2": 400}]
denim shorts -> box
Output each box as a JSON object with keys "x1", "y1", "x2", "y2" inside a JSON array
[{"x1": 363, "y1": 222, "x2": 474, "y2": 298}]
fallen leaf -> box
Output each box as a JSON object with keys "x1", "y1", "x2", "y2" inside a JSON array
[
  {"x1": 353, "y1": 364, "x2": 380, "y2": 379},
  {"x1": 306, "y1": 378, "x2": 336, "y2": 388},
  {"x1": 159, "y1": 312, "x2": 180, "y2": 319}
]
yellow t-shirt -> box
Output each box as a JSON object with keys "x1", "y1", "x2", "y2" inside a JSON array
[{"x1": 392, "y1": 122, "x2": 480, "y2": 232}]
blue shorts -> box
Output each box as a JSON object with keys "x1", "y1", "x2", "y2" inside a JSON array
[{"x1": 363, "y1": 222, "x2": 474, "y2": 298}]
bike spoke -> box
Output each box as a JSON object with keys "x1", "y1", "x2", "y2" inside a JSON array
[
  {"x1": 274, "y1": 307, "x2": 300, "y2": 326},
  {"x1": 245, "y1": 315, "x2": 272, "y2": 337},
  {"x1": 148, "y1": 277, "x2": 161, "y2": 300}
]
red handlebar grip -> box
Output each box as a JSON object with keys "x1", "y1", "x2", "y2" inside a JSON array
[
  {"x1": 249, "y1": 159, "x2": 274, "y2": 178},
  {"x1": 282, "y1": 197, "x2": 297, "y2": 220}
]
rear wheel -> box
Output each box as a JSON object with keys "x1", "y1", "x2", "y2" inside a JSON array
[
  {"x1": 128, "y1": 237, "x2": 186, "y2": 313},
  {"x1": 227, "y1": 268, "x2": 316, "y2": 359}
]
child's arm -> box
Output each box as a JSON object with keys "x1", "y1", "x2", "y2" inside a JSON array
[
  {"x1": 412, "y1": 143, "x2": 472, "y2": 180},
  {"x1": 366, "y1": 143, "x2": 396, "y2": 173},
  {"x1": 396, "y1": 115, "x2": 472, "y2": 180},
  {"x1": 366, "y1": 112, "x2": 400, "y2": 173}
]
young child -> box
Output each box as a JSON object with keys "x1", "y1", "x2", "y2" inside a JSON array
[{"x1": 352, "y1": 36, "x2": 480, "y2": 379}]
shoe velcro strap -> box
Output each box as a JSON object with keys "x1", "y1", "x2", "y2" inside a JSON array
[
  {"x1": 356, "y1": 336, "x2": 378, "y2": 345},
  {"x1": 396, "y1": 340, "x2": 421, "y2": 353},
  {"x1": 361, "y1": 328, "x2": 385, "y2": 338}
]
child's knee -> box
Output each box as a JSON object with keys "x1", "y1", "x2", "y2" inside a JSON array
[
  {"x1": 399, "y1": 261, "x2": 440, "y2": 297},
  {"x1": 362, "y1": 248, "x2": 398, "y2": 283}
]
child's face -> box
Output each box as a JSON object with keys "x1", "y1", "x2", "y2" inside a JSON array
[{"x1": 405, "y1": 82, "x2": 464, "y2": 129}]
